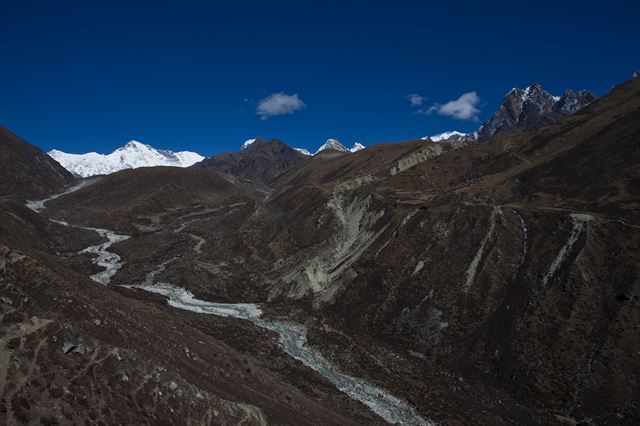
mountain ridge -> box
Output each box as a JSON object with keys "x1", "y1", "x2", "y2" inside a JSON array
[
  {"x1": 49, "y1": 140, "x2": 204, "y2": 178},
  {"x1": 0, "y1": 126, "x2": 75, "y2": 197},
  {"x1": 425, "y1": 83, "x2": 596, "y2": 143}
]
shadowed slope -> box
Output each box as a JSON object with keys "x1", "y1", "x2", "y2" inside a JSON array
[{"x1": 0, "y1": 127, "x2": 75, "y2": 197}]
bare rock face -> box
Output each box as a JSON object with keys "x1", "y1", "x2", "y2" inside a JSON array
[
  {"x1": 430, "y1": 84, "x2": 596, "y2": 145},
  {"x1": 553, "y1": 89, "x2": 597, "y2": 114},
  {"x1": 195, "y1": 137, "x2": 309, "y2": 191},
  {"x1": 476, "y1": 83, "x2": 596, "y2": 140},
  {"x1": 0, "y1": 127, "x2": 75, "y2": 198}
]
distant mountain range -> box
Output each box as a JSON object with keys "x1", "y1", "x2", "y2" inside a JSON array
[
  {"x1": 49, "y1": 137, "x2": 365, "y2": 178},
  {"x1": 48, "y1": 141, "x2": 204, "y2": 178},
  {"x1": 242, "y1": 137, "x2": 364, "y2": 156},
  {"x1": 195, "y1": 137, "x2": 366, "y2": 192},
  {"x1": 314, "y1": 138, "x2": 364, "y2": 154},
  {"x1": 45, "y1": 83, "x2": 596, "y2": 179},
  {"x1": 423, "y1": 83, "x2": 596, "y2": 143}
]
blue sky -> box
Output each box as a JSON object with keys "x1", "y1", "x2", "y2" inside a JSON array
[{"x1": 1, "y1": 1, "x2": 638, "y2": 156}]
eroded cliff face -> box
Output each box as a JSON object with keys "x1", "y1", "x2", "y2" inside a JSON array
[{"x1": 312, "y1": 201, "x2": 639, "y2": 422}]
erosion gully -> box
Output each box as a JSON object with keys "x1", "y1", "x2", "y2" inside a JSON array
[{"x1": 26, "y1": 183, "x2": 432, "y2": 425}]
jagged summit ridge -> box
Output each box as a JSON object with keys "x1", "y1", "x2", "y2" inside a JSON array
[
  {"x1": 315, "y1": 138, "x2": 348, "y2": 154},
  {"x1": 426, "y1": 83, "x2": 596, "y2": 143},
  {"x1": 422, "y1": 131, "x2": 472, "y2": 143},
  {"x1": 49, "y1": 140, "x2": 204, "y2": 178},
  {"x1": 553, "y1": 89, "x2": 597, "y2": 115},
  {"x1": 315, "y1": 139, "x2": 365, "y2": 154},
  {"x1": 239, "y1": 136, "x2": 311, "y2": 156},
  {"x1": 237, "y1": 137, "x2": 364, "y2": 157}
]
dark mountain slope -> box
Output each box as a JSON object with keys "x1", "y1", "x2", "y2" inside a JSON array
[
  {"x1": 195, "y1": 137, "x2": 309, "y2": 191},
  {"x1": 0, "y1": 174, "x2": 382, "y2": 425},
  {"x1": 0, "y1": 126, "x2": 75, "y2": 197},
  {"x1": 273, "y1": 139, "x2": 453, "y2": 189},
  {"x1": 0, "y1": 239, "x2": 380, "y2": 425},
  {"x1": 46, "y1": 166, "x2": 256, "y2": 232}
]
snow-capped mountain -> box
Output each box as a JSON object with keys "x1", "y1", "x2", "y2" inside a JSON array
[
  {"x1": 315, "y1": 138, "x2": 348, "y2": 154},
  {"x1": 315, "y1": 139, "x2": 365, "y2": 154},
  {"x1": 49, "y1": 141, "x2": 204, "y2": 178},
  {"x1": 424, "y1": 83, "x2": 596, "y2": 144},
  {"x1": 421, "y1": 131, "x2": 471, "y2": 143},
  {"x1": 350, "y1": 142, "x2": 365, "y2": 152},
  {"x1": 294, "y1": 148, "x2": 312, "y2": 156},
  {"x1": 240, "y1": 137, "x2": 311, "y2": 156}
]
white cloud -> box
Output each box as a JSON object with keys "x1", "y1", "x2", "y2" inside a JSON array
[
  {"x1": 256, "y1": 92, "x2": 306, "y2": 120},
  {"x1": 423, "y1": 91, "x2": 481, "y2": 121},
  {"x1": 406, "y1": 93, "x2": 425, "y2": 106}
]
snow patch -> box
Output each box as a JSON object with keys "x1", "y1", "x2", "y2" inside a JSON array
[
  {"x1": 240, "y1": 138, "x2": 257, "y2": 150},
  {"x1": 294, "y1": 148, "x2": 312, "y2": 156}
]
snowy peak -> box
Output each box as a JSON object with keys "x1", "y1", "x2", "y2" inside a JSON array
[
  {"x1": 240, "y1": 138, "x2": 257, "y2": 150},
  {"x1": 422, "y1": 131, "x2": 471, "y2": 143},
  {"x1": 350, "y1": 142, "x2": 365, "y2": 153},
  {"x1": 48, "y1": 141, "x2": 204, "y2": 178},
  {"x1": 239, "y1": 136, "x2": 268, "y2": 153},
  {"x1": 316, "y1": 138, "x2": 349, "y2": 154},
  {"x1": 294, "y1": 148, "x2": 312, "y2": 156},
  {"x1": 315, "y1": 139, "x2": 365, "y2": 154}
]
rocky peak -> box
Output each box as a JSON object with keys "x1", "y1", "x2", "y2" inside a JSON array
[
  {"x1": 315, "y1": 139, "x2": 349, "y2": 154},
  {"x1": 240, "y1": 136, "x2": 267, "y2": 152},
  {"x1": 197, "y1": 138, "x2": 308, "y2": 189},
  {"x1": 521, "y1": 83, "x2": 558, "y2": 114},
  {"x1": 476, "y1": 82, "x2": 595, "y2": 140},
  {"x1": 553, "y1": 89, "x2": 597, "y2": 114}
]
